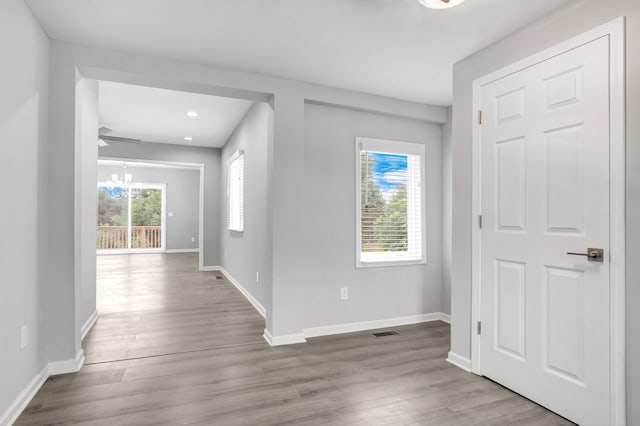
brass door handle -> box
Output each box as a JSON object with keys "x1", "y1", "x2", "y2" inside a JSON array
[{"x1": 566, "y1": 248, "x2": 604, "y2": 262}]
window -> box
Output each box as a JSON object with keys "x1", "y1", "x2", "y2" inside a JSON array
[
  {"x1": 227, "y1": 150, "x2": 244, "y2": 232},
  {"x1": 356, "y1": 137, "x2": 425, "y2": 267}
]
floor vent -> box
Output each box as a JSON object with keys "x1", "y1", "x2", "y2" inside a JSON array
[
  {"x1": 216, "y1": 276, "x2": 224, "y2": 280},
  {"x1": 372, "y1": 331, "x2": 399, "y2": 337}
]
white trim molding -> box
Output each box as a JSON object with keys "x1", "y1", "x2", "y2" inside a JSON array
[
  {"x1": 263, "y1": 329, "x2": 306, "y2": 346},
  {"x1": 81, "y1": 311, "x2": 99, "y2": 341},
  {"x1": 303, "y1": 312, "x2": 450, "y2": 339},
  {"x1": 446, "y1": 352, "x2": 472, "y2": 373},
  {"x1": 218, "y1": 267, "x2": 266, "y2": 318},
  {"x1": 0, "y1": 365, "x2": 49, "y2": 426},
  {"x1": 48, "y1": 350, "x2": 85, "y2": 376},
  {"x1": 165, "y1": 248, "x2": 200, "y2": 254},
  {"x1": 470, "y1": 17, "x2": 626, "y2": 426},
  {"x1": 200, "y1": 265, "x2": 222, "y2": 272}
]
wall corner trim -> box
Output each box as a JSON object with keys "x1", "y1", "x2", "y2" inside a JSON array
[
  {"x1": 48, "y1": 350, "x2": 85, "y2": 376},
  {"x1": 263, "y1": 329, "x2": 307, "y2": 346},
  {"x1": 200, "y1": 265, "x2": 222, "y2": 272},
  {"x1": 218, "y1": 266, "x2": 266, "y2": 318},
  {"x1": 446, "y1": 351, "x2": 472, "y2": 372},
  {"x1": 81, "y1": 311, "x2": 99, "y2": 341},
  {"x1": 0, "y1": 365, "x2": 49, "y2": 426},
  {"x1": 1, "y1": 349, "x2": 87, "y2": 424}
]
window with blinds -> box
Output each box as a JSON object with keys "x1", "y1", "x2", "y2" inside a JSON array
[
  {"x1": 356, "y1": 137, "x2": 425, "y2": 266},
  {"x1": 227, "y1": 150, "x2": 244, "y2": 232}
]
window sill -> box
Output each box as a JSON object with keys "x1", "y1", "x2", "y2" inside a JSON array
[{"x1": 356, "y1": 258, "x2": 427, "y2": 269}]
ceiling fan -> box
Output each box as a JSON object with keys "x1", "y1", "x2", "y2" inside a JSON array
[{"x1": 98, "y1": 126, "x2": 142, "y2": 147}]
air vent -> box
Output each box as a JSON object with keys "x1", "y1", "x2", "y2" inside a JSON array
[
  {"x1": 372, "y1": 331, "x2": 399, "y2": 337},
  {"x1": 216, "y1": 276, "x2": 224, "y2": 280}
]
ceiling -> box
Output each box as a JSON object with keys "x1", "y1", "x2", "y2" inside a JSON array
[
  {"x1": 99, "y1": 81, "x2": 254, "y2": 148},
  {"x1": 26, "y1": 0, "x2": 571, "y2": 105}
]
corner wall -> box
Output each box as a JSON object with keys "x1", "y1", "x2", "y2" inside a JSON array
[
  {"x1": 0, "y1": 0, "x2": 50, "y2": 421},
  {"x1": 302, "y1": 103, "x2": 443, "y2": 329},
  {"x1": 450, "y1": 1, "x2": 640, "y2": 422},
  {"x1": 220, "y1": 102, "x2": 273, "y2": 311},
  {"x1": 76, "y1": 78, "x2": 98, "y2": 344}
]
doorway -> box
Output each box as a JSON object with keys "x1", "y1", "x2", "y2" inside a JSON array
[
  {"x1": 97, "y1": 178, "x2": 166, "y2": 254},
  {"x1": 470, "y1": 19, "x2": 625, "y2": 426}
]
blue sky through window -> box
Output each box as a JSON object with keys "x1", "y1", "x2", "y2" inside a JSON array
[{"x1": 369, "y1": 152, "x2": 408, "y2": 201}]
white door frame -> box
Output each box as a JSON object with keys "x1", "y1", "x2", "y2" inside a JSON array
[
  {"x1": 99, "y1": 157, "x2": 206, "y2": 270},
  {"x1": 470, "y1": 17, "x2": 626, "y2": 426}
]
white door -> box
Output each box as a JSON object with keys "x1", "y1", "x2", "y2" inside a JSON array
[{"x1": 479, "y1": 36, "x2": 610, "y2": 425}]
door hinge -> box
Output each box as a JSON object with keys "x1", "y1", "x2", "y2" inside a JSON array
[
  {"x1": 478, "y1": 215, "x2": 483, "y2": 229},
  {"x1": 478, "y1": 110, "x2": 483, "y2": 125},
  {"x1": 477, "y1": 321, "x2": 482, "y2": 335}
]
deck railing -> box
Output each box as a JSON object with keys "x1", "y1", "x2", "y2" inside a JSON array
[{"x1": 97, "y1": 226, "x2": 162, "y2": 250}]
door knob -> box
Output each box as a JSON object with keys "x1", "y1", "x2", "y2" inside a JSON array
[{"x1": 566, "y1": 248, "x2": 604, "y2": 262}]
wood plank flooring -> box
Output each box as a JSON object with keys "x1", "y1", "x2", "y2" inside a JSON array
[
  {"x1": 17, "y1": 253, "x2": 574, "y2": 425},
  {"x1": 84, "y1": 254, "x2": 265, "y2": 363}
]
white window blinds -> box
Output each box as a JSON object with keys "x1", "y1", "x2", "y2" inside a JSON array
[
  {"x1": 356, "y1": 138, "x2": 425, "y2": 266},
  {"x1": 227, "y1": 150, "x2": 244, "y2": 232}
]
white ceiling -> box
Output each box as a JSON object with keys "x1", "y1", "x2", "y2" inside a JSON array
[
  {"x1": 26, "y1": 0, "x2": 570, "y2": 105},
  {"x1": 99, "y1": 81, "x2": 254, "y2": 148}
]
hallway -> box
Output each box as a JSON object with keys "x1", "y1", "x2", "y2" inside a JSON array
[
  {"x1": 84, "y1": 253, "x2": 265, "y2": 363},
  {"x1": 15, "y1": 254, "x2": 573, "y2": 425}
]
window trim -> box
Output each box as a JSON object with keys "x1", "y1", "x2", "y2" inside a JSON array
[
  {"x1": 227, "y1": 149, "x2": 245, "y2": 232},
  {"x1": 355, "y1": 137, "x2": 427, "y2": 268}
]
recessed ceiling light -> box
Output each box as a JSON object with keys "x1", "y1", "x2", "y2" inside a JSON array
[
  {"x1": 418, "y1": 0, "x2": 465, "y2": 9},
  {"x1": 186, "y1": 111, "x2": 198, "y2": 118},
  {"x1": 184, "y1": 136, "x2": 193, "y2": 141}
]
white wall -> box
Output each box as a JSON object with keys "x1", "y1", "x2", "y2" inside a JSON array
[
  {"x1": 449, "y1": 1, "x2": 640, "y2": 422},
  {"x1": 441, "y1": 106, "x2": 452, "y2": 315},
  {"x1": 220, "y1": 102, "x2": 272, "y2": 309},
  {"x1": 302, "y1": 103, "x2": 443, "y2": 328},
  {"x1": 48, "y1": 40, "x2": 447, "y2": 347},
  {"x1": 75, "y1": 78, "x2": 99, "y2": 341},
  {"x1": 0, "y1": 0, "x2": 49, "y2": 421},
  {"x1": 97, "y1": 164, "x2": 201, "y2": 251}
]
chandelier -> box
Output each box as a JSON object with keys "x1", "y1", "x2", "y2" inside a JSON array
[
  {"x1": 418, "y1": 0, "x2": 465, "y2": 9},
  {"x1": 105, "y1": 165, "x2": 141, "y2": 199}
]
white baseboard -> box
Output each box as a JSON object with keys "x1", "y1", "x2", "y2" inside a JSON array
[
  {"x1": 263, "y1": 329, "x2": 306, "y2": 346},
  {"x1": 439, "y1": 312, "x2": 451, "y2": 324},
  {"x1": 200, "y1": 265, "x2": 221, "y2": 272},
  {"x1": 81, "y1": 311, "x2": 99, "y2": 341},
  {"x1": 218, "y1": 267, "x2": 266, "y2": 318},
  {"x1": 303, "y1": 312, "x2": 450, "y2": 339},
  {"x1": 446, "y1": 351, "x2": 472, "y2": 372},
  {"x1": 0, "y1": 349, "x2": 88, "y2": 425},
  {"x1": 165, "y1": 248, "x2": 199, "y2": 253},
  {"x1": 0, "y1": 365, "x2": 48, "y2": 426},
  {"x1": 48, "y1": 350, "x2": 85, "y2": 376}
]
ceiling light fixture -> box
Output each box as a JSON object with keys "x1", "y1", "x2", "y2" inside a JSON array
[
  {"x1": 418, "y1": 0, "x2": 465, "y2": 9},
  {"x1": 184, "y1": 136, "x2": 193, "y2": 141},
  {"x1": 104, "y1": 164, "x2": 141, "y2": 199},
  {"x1": 186, "y1": 111, "x2": 198, "y2": 117}
]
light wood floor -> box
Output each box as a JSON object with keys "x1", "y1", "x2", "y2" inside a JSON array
[{"x1": 17, "y1": 253, "x2": 574, "y2": 425}]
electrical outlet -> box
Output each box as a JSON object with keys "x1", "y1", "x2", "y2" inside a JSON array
[
  {"x1": 168, "y1": 212, "x2": 174, "y2": 217},
  {"x1": 191, "y1": 237, "x2": 195, "y2": 242},
  {"x1": 340, "y1": 287, "x2": 349, "y2": 301},
  {"x1": 256, "y1": 272, "x2": 260, "y2": 284},
  {"x1": 20, "y1": 325, "x2": 28, "y2": 350}
]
